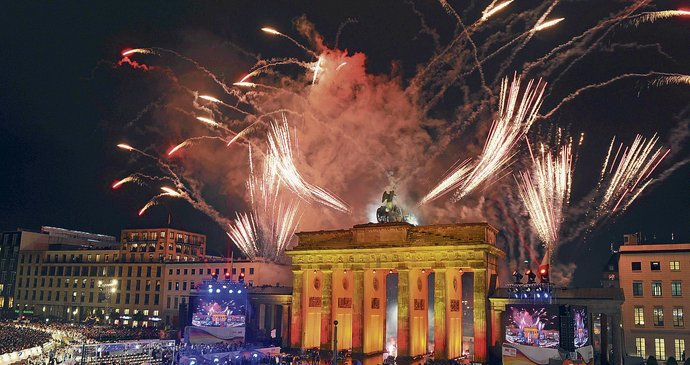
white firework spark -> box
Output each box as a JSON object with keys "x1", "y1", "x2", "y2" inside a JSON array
[
  {"x1": 598, "y1": 134, "x2": 670, "y2": 213},
  {"x1": 266, "y1": 115, "x2": 351, "y2": 213},
  {"x1": 516, "y1": 140, "x2": 574, "y2": 250}
]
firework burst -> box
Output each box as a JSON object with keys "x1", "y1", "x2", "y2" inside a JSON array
[
  {"x1": 111, "y1": 1, "x2": 689, "y2": 267},
  {"x1": 422, "y1": 75, "x2": 546, "y2": 204},
  {"x1": 515, "y1": 140, "x2": 574, "y2": 250},
  {"x1": 266, "y1": 116, "x2": 351, "y2": 213},
  {"x1": 598, "y1": 134, "x2": 670, "y2": 214}
]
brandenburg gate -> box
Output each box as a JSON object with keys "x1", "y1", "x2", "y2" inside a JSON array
[{"x1": 286, "y1": 222, "x2": 504, "y2": 362}]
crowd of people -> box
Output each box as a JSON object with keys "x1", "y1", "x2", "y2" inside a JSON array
[
  {"x1": 1, "y1": 321, "x2": 160, "y2": 345},
  {"x1": 178, "y1": 342, "x2": 243, "y2": 357},
  {"x1": 0, "y1": 322, "x2": 52, "y2": 355}
]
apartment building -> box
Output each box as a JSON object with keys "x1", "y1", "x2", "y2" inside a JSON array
[
  {"x1": 1, "y1": 227, "x2": 116, "y2": 317},
  {"x1": 119, "y1": 228, "x2": 206, "y2": 263},
  {"x1": 12, "y1": 227, "x2": 292, "y2": 328},
  {"x1": 619, "y1": 234, "x2": 689, "y2": 362}
]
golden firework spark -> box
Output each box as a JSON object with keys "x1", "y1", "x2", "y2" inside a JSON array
[
  {"x1": 160, "y1": 186, "x2": 181, "y2": 197},
  {"x1": 533, "y1": 18, "x2": 565, "y2": 31},
  {"x1": 233, "y1": 81, "x2": 257, "y2": 88},
  {"x1": 196, "y1": 116, "x2": 219, "y2": 127},
  {"x1": 168, "y1": 141, "x2": 189, "y2": 156},
  {"x1": 199, "y1": 95, "x2": 221, "y2": 103},
  {"x1": 260, "y1": 27, "x2": 282, "y2": 35},
  {"x1": 117, "y1": 143, "x2": 134, "y2": 151},
  {"x1": 481, "y1": 0, "x2": 514, "y2": 21},
  {"x1": 121, "y1": 48, "x2": 154, "y2": 56},
  {"x1": 112, "y1": 176, "x2": 134, "y2": 189}
]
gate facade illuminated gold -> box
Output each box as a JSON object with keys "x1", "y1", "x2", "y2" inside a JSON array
[{"x1": 286, "y1": 222, "x2": 504, "y2": 362}]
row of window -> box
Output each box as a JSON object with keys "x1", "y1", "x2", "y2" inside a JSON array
[
  {"x1": 23, "y1": 250, "x2": 205, "y2": 265},
  {"x1": 126, "y1": 231, "x2": 204, "y2": 245},
  {"x1": 632, "y1": 281, "x2": 683, "y2": 297},
  {"x1": 17, "y1": 289, "x2": 162, "y2": 306},
  {"x1": 635, "y1": 338, "x2": 685, "y2": 361},
  {"x1": 168, "y1": 267, "x2": 254, "y2": 276},
  {"x1": 17, "y1": 266, "x2": 258, "y2": 291},
  {"x1": 634, "y1": 306, "x2": 684, "y2": 327},
  {"x1": 20, "y1": 265, "x2": 161, "y2": 281},
  {"x1": 121, "y1": 243, "x2": 202, "y2": 256},
  {"x1": 631, "y1": 261, "x2": 681, "y2": 271},
  {"x1": 124, "y1": 253, "x2": 196, "y2": 263},
  {"x1": 42, "y1": 253, "x2": 117, "y2": 264}
]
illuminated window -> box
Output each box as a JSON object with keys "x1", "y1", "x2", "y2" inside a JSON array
[
  {"x1": 670, "y1": 261, "x2": 680, "y2": 271},
  {"x1": 654, "y1": 338, "x2": 665, "y2": 360},
  {"x1": 673, "y1": 307, "x2": 684, "y2": 327},
  {"x1": 671, "y1": 282, "x2": 682, "y2": 297},
  {"x1": 635, "y1": 306, "x2": 645, "y2": 325},
  {"x1": 633, "y1": 282, "x2": 643, "y2": 296},
  {"x1": 653, "y1": 307, "x2": 664, "y2": 326},
  {"x1": 652, "y1": 282, "x2": 662, "y2": 297},
  {"x1": 675, "y1": 339, "x2": 685, "y2": 360}
]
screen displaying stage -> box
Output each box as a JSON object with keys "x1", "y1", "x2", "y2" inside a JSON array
[
  {"x1": 572, "y1": 306, "x2": 589, "y2": 348},
  {"x1": 191, "y1": 299, "x2": 246, "y2": 328},
  {"x1": 505, "y1": 304, "x2": 560, "y2": 348},
  {"x1": 186, "y1": 282, "x2": 248, "y2": 344}
]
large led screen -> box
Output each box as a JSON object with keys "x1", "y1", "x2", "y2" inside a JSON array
[
  {"x1": 572, "y1": 306, "x2": 589, "y2": 348},
  {"x1": 505, "y1": 304, "x2": 560, "y2": 348},
  {"x1": 190, "y1": 298, "x2": 246, "y2": 328}
]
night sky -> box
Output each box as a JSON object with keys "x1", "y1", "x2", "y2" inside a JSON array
[{"x1": 1, "y1": 1, "x2": 689, "y2": 287}]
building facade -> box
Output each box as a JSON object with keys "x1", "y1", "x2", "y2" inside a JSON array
[
  {"x1": 119, "y1": 228, "x2": 207, "y2": 263},
  {"x1": 1, "y1": 227, "x2": 117, "y2": 317},
  {"x1": 287, "y1": 222, "x2": 503, "y2": 363},
  {"x1": 11, "y1": 227, "x2": 292, "y2": 329},
  {"x1": 618, "y1": 234, "x2": 689, "y2": 362}
]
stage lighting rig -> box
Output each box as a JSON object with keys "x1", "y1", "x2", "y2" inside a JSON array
[{"x1": 512, "y1": 270, "x2": 524, "y2": 284}]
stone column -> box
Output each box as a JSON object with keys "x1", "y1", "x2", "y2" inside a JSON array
[
  {"x1": 321, "y1": 269, "x2": 333, "y2": 350},
  {"x1": 352, "y1": 270, "x2": 364, "y2": 354},
  {"x1": 264, "y1": 304, "x2": 276, "y2": 335},
  {"x1": 397, "y1": 269, "x2": 410, "y2": 358},
  {"x1": 258, "y1": 303, "x2": 266, "y2": 331},
  {"x1": 434, "y1": 269, "x2": 448, "y2": 361},
  {"x1": 611, "y1": 312, "x2": 623, "y2": 365},
  {"x1": 281, "y1": 305, "x2": 290, "y2": 347},
  {"x1": 290, "y1": 270, "x2": 303, "y2": 348},
  {"x1": 473, "y1": 269, "x2": 488, "y2": 363}
]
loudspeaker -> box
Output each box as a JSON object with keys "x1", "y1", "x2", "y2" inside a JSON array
[{"x1": 559, "y1": 305, "x2": 575, "y2": 352}]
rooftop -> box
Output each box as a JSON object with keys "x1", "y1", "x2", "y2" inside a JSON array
[
  {"x1": 292, "y1": 221, "x2": 499, "y2": 251},
  {"x1": 619, "y1": 242, "x2": 690, "y2": 253}
]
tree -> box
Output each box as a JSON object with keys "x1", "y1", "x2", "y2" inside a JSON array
[
  {"x1": 684, "y1": 357, "x2": 690, "y2": 365},
  {"x1": 647, "y1": 356, "x2": 658, "y2": 365},
  {"x1": 668, "y1": 357, "x2": 678, "y2": 365}
]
